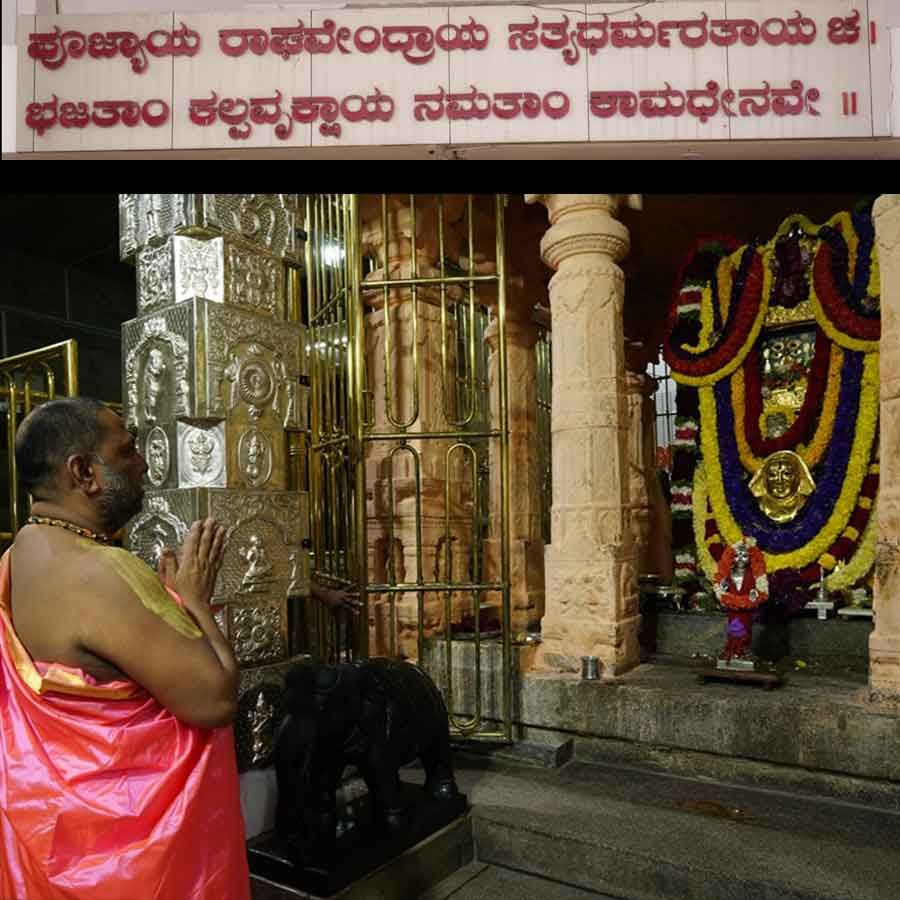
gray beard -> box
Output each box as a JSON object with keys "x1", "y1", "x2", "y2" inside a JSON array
[{"x1": 94, "y1": 463, "x2": 143, "y2": 533}]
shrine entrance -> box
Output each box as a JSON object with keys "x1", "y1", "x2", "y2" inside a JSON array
[{"x1": 304, "y1": 194, "x2": 514, "y2": 742}]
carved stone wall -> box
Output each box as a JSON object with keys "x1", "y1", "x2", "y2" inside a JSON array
[
  {"x1": 526, "y1": 193, "x2": 643, "y2": 677},
  {"x1": 120, "y1": 193, "x2": 309, "y2": 770},
  {"x1": 871, "y1": 193, "x2": 900, "y2": 700}
]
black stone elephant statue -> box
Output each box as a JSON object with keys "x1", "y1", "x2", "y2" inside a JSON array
[{"x1": 273, "y1": 657, "x2": 459, "y2": 861}]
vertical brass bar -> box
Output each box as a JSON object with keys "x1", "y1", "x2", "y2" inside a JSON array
[
  {"x1": 64, "y1": 338, "x2": 78, "y2": 395},
  {"x1": 348, "y1": 194, "x2": 369, "y2": 659},
  {"x1": 439, "y1": 196, "x2": 451, "y2": 424},
  {"x1": 408, "y1": 194, "x2": 420, "y2": 430},
  {"x1": 306, "y1": 196, "x2": 324, "y2": 580},
  {"x1": 387, "y1": 449, "x2": 397, "y2": 657},
  {"x1": 7, "y1": 378, "x2": 19, "y2": 535},
  {"x1": 443, "y1": 443, "x2": 453, "y2": 717},
  {"x1": 382, "y1": 194, "x2": 396, "y2": 430},
  {"x1": 23, "y1": 367, "x2": 33, "y2": 416},
  {"x1": 495, "y1": 194, "x2": 512, "y2": 742}
]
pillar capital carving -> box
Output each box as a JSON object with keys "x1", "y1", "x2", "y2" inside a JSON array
[{"x1": 526, "y1": 194, "x2": 641, "y2": 271}]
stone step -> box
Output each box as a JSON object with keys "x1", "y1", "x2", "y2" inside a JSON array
[
  {"x1": 445, "y1": 756, "x2": 900, "y2": 900},
  {"x1": 420, "y1": 862, "x2": 624, "y2": 900}
]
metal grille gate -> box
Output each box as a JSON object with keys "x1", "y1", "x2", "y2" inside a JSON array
[{"x1": 305, "y1": 194, "x2": 512, "y2": 743}]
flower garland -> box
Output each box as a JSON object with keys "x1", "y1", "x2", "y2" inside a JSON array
[
  {"x1": 693, "y1": 453, "x2": 879, "y2": 587},
  {"x1": 698, "y1": 350, "x2": 879, "y2": 570},
  {"x1": 824, "y1": 498, "x2": 877, "y2": 590},
  {"x1": 679, "y1": 207, "x2": 881, "y2": 595},
  {"x1": 664, "y1": 208, "x2": 881, "y2": 385},
  {"x1": 663, "y1": 246, "x2": 768, "y2": 385},
  {"x1": 731, "y1": 338, "x2": 842, "y2": 474}
]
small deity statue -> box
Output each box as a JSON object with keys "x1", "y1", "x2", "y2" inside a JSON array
[
  {"x1": 713, "y1": 537, "x2": 769, "y2": 665},
  {"x1": 238, "y1": 534, "x2": 275, "y2": 594},
  {"x1": 249, "y1": 690, "x2": 275, "y2": 766},
  {"x1": 142, "y1": 349, "x2": 168, "y2": 424},
  {"x1": 749, "y1": 450, "x2": 815, "y2": 524}
]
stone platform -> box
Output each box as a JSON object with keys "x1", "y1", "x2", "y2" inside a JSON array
[{"x1": 421, "y1": 645, "x2": 899, "y2": 787}]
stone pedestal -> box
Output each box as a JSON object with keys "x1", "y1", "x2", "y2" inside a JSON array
[
  {"x1": 871, "y1": 193, "x2": 900, "y2": 700},
  {"x1": 526, "y1": 194, "x2": 642, "y2": 677}
]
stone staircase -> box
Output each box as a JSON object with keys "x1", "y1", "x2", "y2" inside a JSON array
[
  {"x1": 251, "y1": 661, "x2": 900, "y2": 900},
  {"x1": 435, "y1": 751, "x2": 899, "y2": 900}
]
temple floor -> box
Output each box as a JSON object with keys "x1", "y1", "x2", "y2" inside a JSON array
[{"x1": 250, "y1": 660, "x2": 898, "y2": 899}]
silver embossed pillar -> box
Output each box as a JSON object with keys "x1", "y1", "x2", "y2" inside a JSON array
[{"x1": 119, "y1": 194, "x2": 310, "y2": 770}]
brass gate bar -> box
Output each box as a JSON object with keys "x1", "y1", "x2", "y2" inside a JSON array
[
  {"x1": 306, "y1": 194, "x2": 511, "y2": 741},
  {"x1": 1, "y1": 339, "x2": 79, "y2": 541}
]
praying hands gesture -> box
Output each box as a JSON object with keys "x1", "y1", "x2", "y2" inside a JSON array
[{"x1": 158, "y1": 518, "x2": 227, "y2": 614}]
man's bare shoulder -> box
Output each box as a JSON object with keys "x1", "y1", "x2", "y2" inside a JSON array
[{"x1": 13, "y1": 528, "x2": 139, "y2": 609}]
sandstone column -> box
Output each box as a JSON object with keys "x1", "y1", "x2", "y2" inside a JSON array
[
  {"x1": 871, "y1": 193, "x2": 900, "y2": 700},
  {"x1": 484, "y1": 273, "x2": 545, "y2": 636},
  {"x1": 525, "y1": 193, "x2": 643, "y2": 676}
]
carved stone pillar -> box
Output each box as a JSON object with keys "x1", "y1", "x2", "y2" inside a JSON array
[
  {"x1": 359, "y1": 196, "x2": 472, "y2": 659},
  {"x1": 624, "y1": 370, "x2": 654, "y2": 576},
  {"x1": 525, "y1": 193, "x2": 643, "y2": 677},
  {"x1": 871, "y1": 193, "x2": 900, "y2": 700},
  {"x1": 484, "y1": 275, "x2": 545, "y2": 635}
]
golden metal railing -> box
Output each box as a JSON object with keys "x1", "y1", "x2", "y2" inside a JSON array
[
  {"x1": 304, "y1": 194, "x2": 512, "y2": 742},
  {"x1": 359, "y1": 194, "x2": 511, "y2": 742},
  {"x1": 306, "y1": 194, "x2": 363, "y2": 664},
  {"x1": 0, "y1": 340, "x2": 79, "y2": 542}
]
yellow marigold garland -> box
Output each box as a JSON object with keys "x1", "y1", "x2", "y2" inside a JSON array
[
  {"x1": 697, "y1": 351, "x2": 880, "y2": 572},
  {"x1": 824, "y1": 499, "x2": 877, "y2": 590},
  {"x1": 692, "y1": 463, "x2": 719, "y2": 583}
]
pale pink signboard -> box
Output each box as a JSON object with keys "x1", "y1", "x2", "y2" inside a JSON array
[{"x1": 15, "y1": 1, "x2": 893, "y2": 152}]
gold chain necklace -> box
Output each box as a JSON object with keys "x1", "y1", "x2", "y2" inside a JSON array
[{"x1": 26, "y1": 515, "x2": 112, "y2": 544}]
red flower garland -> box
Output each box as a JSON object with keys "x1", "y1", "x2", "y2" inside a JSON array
[
  {"x1": 664, "y1": 250, "x2": 764, "y2": 379},
  {"x1": 742, "y1": 326, "x2": 831, "y2": 458},
  {"x1": 715, "y1": 542, "x2": 768, "y2": 610},
  {"x1": 813, "y1": 241, "x2": 880, "y2": 341}
]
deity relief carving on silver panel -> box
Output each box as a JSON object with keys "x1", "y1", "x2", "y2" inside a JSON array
[
  {"x1": 177, "y1": 421, "x2": 226, "y2": 487},
  {"x1": 226, "y1": 244, "x2": 282, "y2": 317},
  {"x1": 123, "y1": 312, "x2": 192, "y2": 431},
  {"x1": 119, "y1": 194, "x2": 193, "y2": 261},
  {"x1": 237, "y1": 532, "x2": 277, "y2": 595},
  {"x1": 127, "y1": 494, "x2": 189, "y2": 571},
  {"x1": 145, "y1": 427, "x2": 171, "y2": 487},
  {"x1": 238, "y1": 427, "x2": 273, "y2": 488},
  {"x1": 215, "y1": 512, "x2": 293, "y2": 604},
  {"x1": 209, "y1": 492, "x2": 305, "y2": 552},
  {"x1": 175, "y1": 236, "x2": 224, "y2": 304},
  {"x1": 201, "y1": 194, "x2": 299, "y2": 262},
  {"x1": 136, "y1": 243, "x2": 174, "y2": 313}
]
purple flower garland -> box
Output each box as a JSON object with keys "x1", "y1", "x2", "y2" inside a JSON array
[{"x1": 711, "y1": 349, "x2": 863, "y2": 552}]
